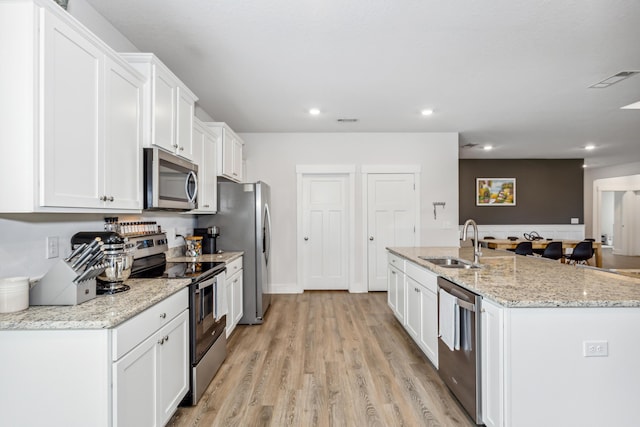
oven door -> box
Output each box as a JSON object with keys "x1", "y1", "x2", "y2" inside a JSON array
[{"x1": 192, "y1": 274, "x2": 226, "y2": 364}]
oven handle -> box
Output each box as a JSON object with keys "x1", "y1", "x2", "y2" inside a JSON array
[{"x1": 195, "y1": 276, "x2": 216, "y2": 323}]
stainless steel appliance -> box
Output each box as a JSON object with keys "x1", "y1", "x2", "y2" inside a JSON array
[
  {"x1": 194, "y1": 226, "x2": 220, "y2": 254},
  {"x1": 198, "y1": 181, "x2": 272, "y2": 324},
  {"x1": 127, "y1": 233, "x2": 227, "y2": 405},
  {"x1": 437, "y1": 276, "x2": 482, "y2": 424},
  {"x1": 143, "y1": 147, "x2": 198, "y2": 210}
]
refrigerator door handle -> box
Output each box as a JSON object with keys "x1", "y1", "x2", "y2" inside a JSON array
[{"x1": 264, "y1": 203, "x2": 272, "y2": 265}]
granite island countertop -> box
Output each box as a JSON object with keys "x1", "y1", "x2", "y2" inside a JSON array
[
  {"x1": 388, "y1": 246, "x2": 640, "y2": 308},
  {"x1": 0, "y1": 278, "x2": 191, "y2": 330}
]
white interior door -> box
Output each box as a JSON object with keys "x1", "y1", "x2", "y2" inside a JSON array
[
  {"x1": 301, "y1": 175, "x2": 349, "y2": 290},
  {"x1": 367, "y1": 174, "x2": 417, "y2": 291}
]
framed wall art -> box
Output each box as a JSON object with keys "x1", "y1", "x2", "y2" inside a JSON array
[{"x1": 476, "y1": 178, "x2": 516, "y2": 206}]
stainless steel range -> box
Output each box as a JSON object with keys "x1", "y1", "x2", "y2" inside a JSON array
[{"x1": 127, "y1": 233, "x2": 228, "y2": 406}]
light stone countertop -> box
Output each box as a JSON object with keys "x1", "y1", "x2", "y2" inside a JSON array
[
  {"x1": 0, "y1": 252, "x2": 244, "y2": 331},
  {"x1": 0, "y1": 278, "x2": 191, "y2": 330},
  {"x1": 388, "y1": 247, "x2": 640, "y2": 308},
  {"x1": 167, "y1": 251, "x2": 243, "y2": 264}
]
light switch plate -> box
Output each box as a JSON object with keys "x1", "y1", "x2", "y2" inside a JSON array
[{"x1": 46, "y1": 236, "x2": 59, "y2": 259}]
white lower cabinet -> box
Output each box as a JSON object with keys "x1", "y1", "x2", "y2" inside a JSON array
[
  {"x1": 0, "y1": 288, "x2": 189, "y2": 427},
  {"x1": 387, "y1": 253, "x2": 406, "y2": 322},
  {"x1": 113, "y1": 289, "x2": 189, "y2": 427},
  {"x1": 481, "y1": 298, "x2": 505, "y2": 427},
  {"x1": 387, "y1": 252, "x2": 438, "y2": 368},
  {"x1": 225, "y1": 256, "x2": 244, "y2": 337}
]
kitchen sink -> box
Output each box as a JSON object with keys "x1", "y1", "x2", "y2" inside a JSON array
[{"x1": 418, "y1": 256, "x2": 481, "y2": 269}]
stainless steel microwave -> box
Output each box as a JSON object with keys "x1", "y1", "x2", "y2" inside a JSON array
[{"x1": 143, "y1": 148, "x2": 198, "y2": 210}]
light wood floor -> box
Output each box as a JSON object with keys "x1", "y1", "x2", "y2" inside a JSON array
[{"x1": 168, "y1": 291, "x2": 474, "y2": 427}]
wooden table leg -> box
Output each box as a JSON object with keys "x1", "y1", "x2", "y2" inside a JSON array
[{"x1": 594, "y1": 247, "x2": 603, "y2": 268}]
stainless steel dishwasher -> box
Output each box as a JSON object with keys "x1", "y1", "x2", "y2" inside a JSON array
[{"x1": 437, "y1": 276, "x2": 482, "y2": 424}]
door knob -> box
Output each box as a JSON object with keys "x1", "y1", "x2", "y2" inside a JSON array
[
  {"x1": 304, "y1": 237, "x2": 309, "y2": 241},
  {"x1": 369, "y1": 236, "x2": 374, "y2": 241}
]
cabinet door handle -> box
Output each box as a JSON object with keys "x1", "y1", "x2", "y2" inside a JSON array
[
  {"x1": 172, "y1": 143, "x2": 179, "y2": 148},
  {"x1": 391, "y1": 271, "x2": 396, "y2": 275},
  {"x1": 99, "y1": 195, "x2": 106, "y2": 201},
  {"x1": 160, "y1": 313, "x2": 166, "y2": 319},
  {"x1": 415, "y1": 287, "x2": 420, "y2": 292},
  {"x1": 158, "y1": 337, "x2": 165, "y2": 345},
  {"x1": 108, "y1": 196, "x2": 114, "y2": 202},
  {"x1": 180, "y1": 147, "x2": 184, "y2": 151},
  {"x1": 164, "y1": 335, "x2": 169, "y2": 342},
  {"x1": 203, "y1": 204, "x2": 210, "y2": 208},
  {"x1": 304, "y1": 237, "x2": 309, "y2": 241},
  {"x1": 369, "y1": 236, "x2": 374, "y2": 241}
]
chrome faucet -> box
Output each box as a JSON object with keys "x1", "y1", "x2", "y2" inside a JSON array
[{"x1": 462, "y1": 219, "x2": 481, "y2": 265}]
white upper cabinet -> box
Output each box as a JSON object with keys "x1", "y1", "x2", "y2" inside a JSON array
[
  {"x1": 190, "y1": 118, "x2": 218, "y2": 213},
  {"x1": 121, "y1": 53, "x2": 198, "y2": 161},
  {"x1": 0, "y1": 0, "x2": 144, "y2": 212},
  {"x1": 206, "y1": 122, "x2": 244, "y2": 183}
]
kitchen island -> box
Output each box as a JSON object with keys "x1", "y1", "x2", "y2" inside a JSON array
[{"x1": 388, "y1": 246, "x2": 640, "y2": 427}]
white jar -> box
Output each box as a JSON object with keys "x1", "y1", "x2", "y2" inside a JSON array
[{"x1": 0, "y1": 276, "x2": 29, "y2": 313}]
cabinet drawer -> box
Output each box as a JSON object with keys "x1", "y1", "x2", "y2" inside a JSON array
[
  {"x1": 388, "y1": 252, "x2": 405, "y2": 272},
  {"x1": 112, "y1": 288, "x2": 188, "y2": 361},
  {"x1": 405, "y1": 261, "x2": 438, "y2": 293},
  {"x1": 226, "y1": 257, "x2": 243, "y2": 276}
]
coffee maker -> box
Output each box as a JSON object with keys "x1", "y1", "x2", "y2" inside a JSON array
[{"x1": 194, "y1": 226, "x2": 220, "y2": 254}]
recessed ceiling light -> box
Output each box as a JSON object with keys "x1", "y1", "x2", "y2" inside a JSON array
[
  {"x1": 621, "y1": 101, "x2": 640, "y2": 109},
  {"x1": 483, "y1": 145, "x2": 493, "y2": 151},
  {"x1": 421, "y1": 109, "x2": 434, "y2": 116},
  {"x1": 585, "y1": 144, "x2": 596, "y2": 151},
  {"x1": 309, "y1": 108, "x2": 320, "y2": 116}
]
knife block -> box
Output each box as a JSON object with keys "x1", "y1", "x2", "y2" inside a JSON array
[{"x1": 29, "y1": 260, "x2": 96, "y2": 306}]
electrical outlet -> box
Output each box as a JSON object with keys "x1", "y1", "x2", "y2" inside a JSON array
[
  {"x1": 571, "y1": 217, "x2": 579, "y2": 224},
  {"x1": 46, "y1": 236, "x2": 59, "y2": 259},
  {"x1": 583, "y1": 340, "x2": 608, "y2": 357},
  {"x1": 166, "y1": 227, "x2": 176, "y2": 243}
]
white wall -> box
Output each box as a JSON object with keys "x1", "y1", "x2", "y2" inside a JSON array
[
  {"x1": 600, "y1": 191, "x2": 614, "y2": 242},
  {"x1": 0, "y1": 213, "x2": 196, "y2": 279},
  {"x1": 584, "y1": 160, "x2": 640, "y2": 237},
  {"x1": 67, "y1": 0, "x2": 138, "y2": 52},
  {"x1": 240, "y1": 132, "x2": 460, "y2": 293}
]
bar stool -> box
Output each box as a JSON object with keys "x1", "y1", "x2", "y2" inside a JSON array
[{"x1": 513, "y1": 241, "x2": 533, "y2": 256}]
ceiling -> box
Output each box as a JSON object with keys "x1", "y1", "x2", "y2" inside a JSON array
[{"x1": 84, "y1": 0, "x2": 640, "y2": 168}]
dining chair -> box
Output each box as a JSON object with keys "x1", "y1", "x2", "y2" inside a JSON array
[
  {"x1": 541, "y1": 241, "x2": 563, "y2": 260},
  {"x1": 513, "y1": 241, "x2": 533, "y2": 256},
  {"x1": 564, "y1": 241, "x2": 594, "y2": 265}
]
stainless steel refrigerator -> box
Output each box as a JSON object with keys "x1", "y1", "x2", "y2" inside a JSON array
[{"x1": 198, "y1": 181, "x2": 272, "y2": 324}]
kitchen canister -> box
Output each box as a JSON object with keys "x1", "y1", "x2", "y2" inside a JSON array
[{"x1": 0, "y1": 276, "x2": 30, "y2": 313}]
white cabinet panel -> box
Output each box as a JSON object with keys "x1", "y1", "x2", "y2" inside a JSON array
[
  {"x1": 190, "y1": 118, "x2": 218, "y2": 213},
  {"x1": 481, "y1": 298, "x2": 505, "y2": 427},
  {"x1": 207, "y1": 122, "x2": 244, "y2": 182},
  {"x1": 41, "y1": 9, "x2": 102, "y2": 208},
  {"x1": 104, "y1": 56, "x2": 143, "y2": 209},
  {"x1": 123, "y1": 53, "x2": 198, "y2": 161},
  {"x1": 152, "y1": 69, "x2": 177, "y2": 153},
  {"x1": 158, "y1": 311, "x2": 190, "y2": 426},
  {"x1": 0, "y1": 1, "x2": 144, "y2": 212},
  {"x1": 225, "y1": 256, "x2": 244, "y2": 337},
  {"x1": 405, "y1": 277, "x2": 421, "y2": 339}
]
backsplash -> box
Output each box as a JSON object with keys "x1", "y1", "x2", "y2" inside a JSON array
[{"x1": 0, "y1": 212, "x2": 198, "y2": 279}]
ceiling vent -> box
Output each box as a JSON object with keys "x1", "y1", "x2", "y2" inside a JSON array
[
  {"x1": 337, "y1": 118, "x2": 358, "y2": 123},
  {"x1": 460, "y1": 143, "x2": 479, "y2": 149},
  {"x1": 589, "y1": 71, "x2": 640, "y2": 88}
]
